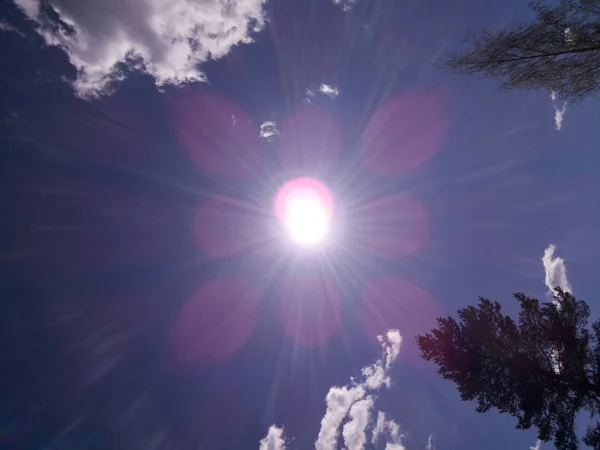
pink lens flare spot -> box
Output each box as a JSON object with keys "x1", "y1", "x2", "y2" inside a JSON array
[
  {"x1": 274, "y1": 177, "x2": 334, "y2": 246},
  {"x1": 351, "y1": 194, "x2": 430, "y2": 258},
  {"x1": 170, "y1": 276, "x2": 260, "y2": 366},
  {"x1": 278, "y1": 271, "x2": 341, "y2": 347},
  {"x1": 192, "y1": 196, "x2": 267, "y2": 257},
  {"x1": 278, "y1": 108, "x2": 342, "y2": 173},
  {"x1": 361, "y1": 89, "x2": 449, "y2": 176},
  {"x1": 171, "y1": 90, "x2": 263, "y2": 180},
  {"x1": 362, "y1": 276, "x2": 440, "y2": 364}
]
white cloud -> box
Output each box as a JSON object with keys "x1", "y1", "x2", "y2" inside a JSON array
[
  {"x1": 14, "y1": 0, "x2": 39, "y2": 17},
  {"x1": 342, "y1": 397, "x2": 374, "y2": 450},
  {"x1": 319, "y1": 83, "x2": 340, "y2": 98},
  {"x1": 553, "y1": 102, "x2": 567, "y2": 130},
  {"x1": 315, "y1": 385, "x2": 367, "y2": 450},
  {"x1": 382, "y1": 330, "x2": 401, "y2": 368},
  {"x1": 12, "y1": 0, "x2": 266, "y2": 98},
  {"x1": 363, "y1": 364, "x2": 390, "y2": 390},
  {"x1": 260, "y1": 329, "x2": 405, "y2": 450},
  {"x1": 260, "y1": 121, "x2": 279, "y2": 140},
  {"x1": 425, "y1": 434, "x2": 435, "y2": 450},
  {"x1": 372, "y1": 411, "x2": 387, "y2": 444},
  {"x1": 332, "y1": 0, "x2": 356, "y2": 11},
  {"x1": 316, "y1": 330, "x2": 403, "y2": 450},
  {"x1": 542, "y1": 245, "x2": 572, "y2": 374},
  {"x1": 371, "y1": 411, "x2": 401, "y2": 447},
  {"x1": 259, "y1": 426, "x2": 287, "y2": 450},
  {"x1": 305, "y1": 84, "x2": 340, "y2": 103},
  {"x1": 550, "y1": 91, "x2": 568, "y2": 130},
  {"x1": 530, "y1": 439, "x2": 542, "y2": 450},
  {"x1": 542, "y1": 244, "x2": 572, "y2": 294}
]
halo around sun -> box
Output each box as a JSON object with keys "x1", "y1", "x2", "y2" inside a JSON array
[{"x1": 274, "y1": 177, "x2": 333, "y2": 247}]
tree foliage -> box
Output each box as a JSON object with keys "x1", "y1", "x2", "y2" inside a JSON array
[
  {"x1": 417, "y1": 288, "x2": 600, "y2": 450},
  {"x1": 443, "y1": 0, "x2": 600, "y2": 101}
]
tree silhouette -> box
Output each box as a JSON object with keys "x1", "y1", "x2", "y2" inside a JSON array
[
  {"x1": 442, "y1": 0, "x2": 600, "y2": 101},
  {"x1": 417, "y1": 288, "x2": 600, "y2": 450}
]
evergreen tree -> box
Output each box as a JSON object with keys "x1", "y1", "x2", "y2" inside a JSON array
[{"x1": 417, "y1": 288, "x2": 600, "y2": 450}]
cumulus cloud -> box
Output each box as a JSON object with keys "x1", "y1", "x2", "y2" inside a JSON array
[
  {"x1": 542, "y1": 244, "x2": 572, "y2": 294},
  {"x1": 316, "y1": 330, "x2": 402, "y2": 450},
  {"x1": 342, "y1": 397, "x2": 374, "y2": 450},
  {"x1": 259, "y1": 329, "x2": 405, "y2": 450},
  {"x1": 316, "y1": 385, "x2": 367, "y2": 450},
  {"x1": 550, "y1": 91, "x2": 568, "y2": 130},
  {"x1": 542, "y1": 245, "x2": 572, "y2": 374},
  {"x1": 259, "y1": 426, "x2": 288, "y2": 450},
  {"x1": 12, "y1": 0, "x2": 267, "y2": 98}
]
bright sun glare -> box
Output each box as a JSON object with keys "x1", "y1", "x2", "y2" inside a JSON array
[{"x1": 275, "y1": 177, "x2": 333, "y2": 247}]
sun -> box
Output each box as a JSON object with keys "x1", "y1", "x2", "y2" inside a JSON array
[{"x1": 274, "y1": 177, "x2": 334, "y2": 247}]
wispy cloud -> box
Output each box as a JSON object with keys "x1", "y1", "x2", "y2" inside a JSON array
[
  {"x1": 550, "y1": 91, "x2": 568, "y2": 130},
  {"x1": 259, "y1": 329, "x2": 405, "y2": 450},
  {"x1": 0, "y1": 19, "x2": 24, "y2": 36},
  {"x1": 11, "y1": 0, "x2": 266, "y2": 98},
  {"x1": 425, "y1": 434, "x2": 435, "y2": 450},
  {"x1": 530, "y1": 439, "x2": 542, "y2": 450},
  {"x1": 542, "y1": 244, "x2": 572, "y2": 294},
  {"x1": 305, "y1": 83, "x2": 340, "y2": 103}
]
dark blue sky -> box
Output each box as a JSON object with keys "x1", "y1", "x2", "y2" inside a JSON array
[{"x1": 1, "y1": 1, "x2": 599, "y2": 449}]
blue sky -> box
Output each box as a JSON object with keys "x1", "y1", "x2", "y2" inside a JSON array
[{"x1": 1, "y1": 0, "x2": 599, "y2": 449}]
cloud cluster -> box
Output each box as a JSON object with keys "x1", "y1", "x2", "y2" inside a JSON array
[
  {"x1": 12, "y1": 0, "x2": 267, "y2": 98},
  {"x1": 542, "y1": 244, "x2": 572, "y2": 295},
  {"x1": 259, "y1": 330, "x2": 406, "y2": 450}
]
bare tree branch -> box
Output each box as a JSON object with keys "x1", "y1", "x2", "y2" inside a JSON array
[{"x1": 442, "y1": 0, "x2": 600, "y2": 101}]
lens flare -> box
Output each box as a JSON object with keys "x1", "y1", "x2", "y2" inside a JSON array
[{"x1": 274, "y1": 177, "x2": 333, "y2": 247}]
